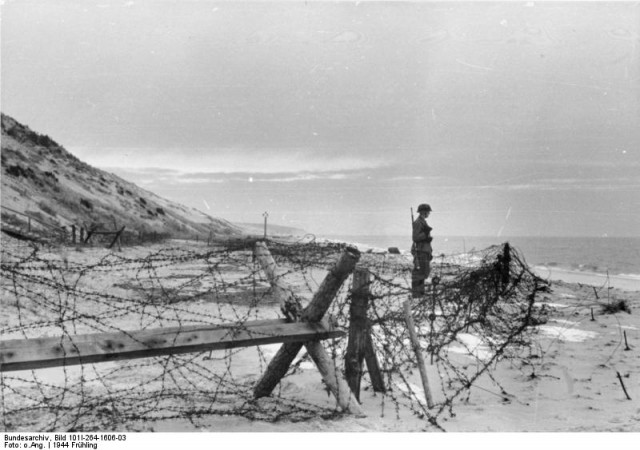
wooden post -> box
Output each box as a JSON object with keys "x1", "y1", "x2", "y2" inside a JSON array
[
  {"x1": 305, "y1": 341, "x2": 364, "y2": 415},
  {"x1": 624, "y1": 330, "x2": 631, "y2": 351},
  {"x1": 253, "y1": 246, "x2": 361, "y2": 400},
  {"x1": 345, "y1": 268, "x2": 385, "y2": 398},
  {"x1": 80, "y1": 227, "x2": 85, "y2": 243},
  {"x1": 263, "y1": 211, "x2": 269, "y2": 239},
  {"x1": 298, "y1": 247, "x2": 361, "y2": 322},
  {"x1": 403, "y1": 299, "x2": 434, "y2": 409},
  {"x1": 616, "y1": 371, "x2": 632, "y2": 400},
  {"x1": 71, "y1": 225, "x2": 76, "y2": 244},
  {"x1": 254, "y1": 241, "x2": 302, "y2": 321},
  {"x1": 364, "y1": 331, "x2": 385, "y2": 393},
  {"x1": 345, "y1": 269, "x2": 370, "y2": 399}
]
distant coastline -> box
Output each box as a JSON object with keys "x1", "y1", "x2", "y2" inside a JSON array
[{"x1": 322, "y1": 234, "x2": 640, "y2": 291}]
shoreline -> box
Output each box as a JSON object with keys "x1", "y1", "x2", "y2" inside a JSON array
[
  {"x1": 317, "y1": 237, "x2": 640, "y2": 293},
  {"x1": 534, "y1": 265, "x2": 640, "y2": 292}
]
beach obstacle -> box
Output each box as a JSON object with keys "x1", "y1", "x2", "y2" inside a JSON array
[
  {"x1": 0, "y1": 235, "x2": 553, "y2": 430},
  {"x1": 82, "y1": 223, "x2": 126, "y2": 249},
  {"x1": 0, "y1": 242, "x2": 357, "y2": 380},
  {"x1": 252, "y1": 241, "x2": 364, "y2": 415}
]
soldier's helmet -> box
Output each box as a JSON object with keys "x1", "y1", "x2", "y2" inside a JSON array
[{"x1": 417, "y1": 204, "x2": 432, "y2": 213}]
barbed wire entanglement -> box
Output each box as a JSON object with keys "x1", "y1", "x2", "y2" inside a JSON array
[{"x1": 0, "y1": 236, "x2": 548, "y2": 431}]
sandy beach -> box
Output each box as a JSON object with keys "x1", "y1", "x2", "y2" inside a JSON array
[{"x1": 1, "y1": 236, "x2": 638, "y2": 433}]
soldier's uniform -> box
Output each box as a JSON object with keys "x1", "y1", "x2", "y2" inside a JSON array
[{"x1": 411, "y1": 203, "x2": 433, "y2": 297}]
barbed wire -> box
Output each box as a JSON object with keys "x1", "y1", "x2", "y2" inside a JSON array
[{"x1": 1, "y1": 236, "x2": 547, "y2": 431}]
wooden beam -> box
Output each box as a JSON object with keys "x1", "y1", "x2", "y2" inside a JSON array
[
  {"x1": 403, "y1": 299, "x2": 434, "y2": 409},
  {"x1": 0, "y1": 319, "x2": 343, "y2": 373},
  {"x1": 254, "y1": 241, "x2": 302, "y2": 320},
  {"x1": 253, "y1": 246, "x2": 361, "y2": 399},
  {"x1": 305, "y1": 341, "x2": 364, "y2": 415},
  {"x1": 364, "y1": 331, "x2": 385, "y2": 393},
  {"x1": 299, "y1": 246, "x2": 361, "y2": 322}
]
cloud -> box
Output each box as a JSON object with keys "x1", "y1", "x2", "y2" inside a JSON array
[
  {"x1": 106, "y1": 166, "x2": 359, "y2": 186},
  {"x1": 476, "y1": 181, "x2": 640, "y2": 192},
  {"x1": 73, "y1": 146, "x2": 386, "y2": 174}
]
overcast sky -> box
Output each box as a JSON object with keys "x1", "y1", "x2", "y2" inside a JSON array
[{"x1": 2, "y1": 0, "x2": 639, "y2": 237}]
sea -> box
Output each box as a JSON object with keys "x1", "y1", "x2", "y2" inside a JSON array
[{"x1": 322, "y1": 235, "x2": 640, "y2": 282}]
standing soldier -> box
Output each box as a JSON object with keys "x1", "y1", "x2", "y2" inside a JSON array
[{"x1": 411, "y1": 203, "x2": 433, "y2": 297}]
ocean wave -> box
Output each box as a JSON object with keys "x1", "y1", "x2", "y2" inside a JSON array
[
  {"x1": 541, "y1": 261, "x2": 640, "y2": 278},
  {"x1": 533, "y1": 265, "x2": 640, "y2": 291}
]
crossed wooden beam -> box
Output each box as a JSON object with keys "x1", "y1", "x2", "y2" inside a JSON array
[
  {"x1": 0, "y1": 241, "x2": 379, "y2": 417},
  {"x1": 0, "y1": 244, "x2": 352, "y2": 380},
  {"x1": 252, "y1": 242, "x2": 366, "y2": 414},
  {"x1": 83, "y1": 225, "x2": 126, "y2": 249}
]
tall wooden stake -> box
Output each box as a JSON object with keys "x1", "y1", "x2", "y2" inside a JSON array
[
  {"x1": 346, "y1": 268, "x2": 385, "y2": 399},
  {"x1": 345, "y1": 269, "x2": 370, "y2": 400},
  {"x1": 403, "y1": 299, "x2": 434, "y2": 409}
]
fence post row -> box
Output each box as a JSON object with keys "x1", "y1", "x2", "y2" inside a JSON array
[
  {"x1": 253, "y1": 242, "x2": 364, "y2": 415},
  {"x1": 1, "y1": 206, "x2": 68, "y2": 242}
]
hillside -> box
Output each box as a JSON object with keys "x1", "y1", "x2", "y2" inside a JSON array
[{"x1": 1, "y1": 113, "x2": 241, "y2": 239}]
